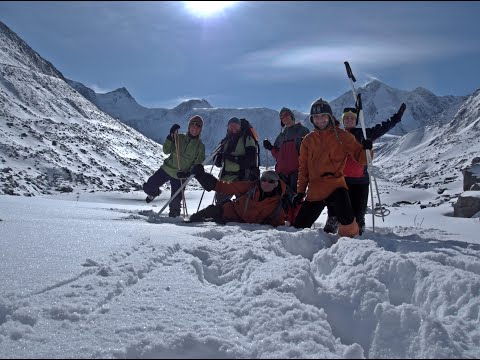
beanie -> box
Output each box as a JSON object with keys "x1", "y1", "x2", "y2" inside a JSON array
[
  {"x1": 188, "y1": 115, "x2": 203, "y2": 128},
  {"x1": 227, "y1": 117, "x2": 241, "y2": 126},
  {"x1": 279, "y1": 107, "x2": 295, "y2": 128},
  {"x1": 342, "y1": 107, "x2": 358, "y2": 126},
  {"x1": 260, "y1": 170, "x2": 280, "y2": 183}
]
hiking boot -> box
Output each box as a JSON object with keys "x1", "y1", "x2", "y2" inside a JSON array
[
  {"x1": 188, "y1": 212, "x2": 204, "y2": 223},
  {"x1": 358, "y1": 218, "x2": 366, "y2": 235},
  {"x1": 145, "y1": 189, "x2": 161, "y2": 203},
  {"x1": 169, "y1": 208, "x2": 181, "y2": 218},
  {"x1": 323, "y1": 216, "x2": 339, "y2": 234}
]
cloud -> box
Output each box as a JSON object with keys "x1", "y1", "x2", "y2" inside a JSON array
[
  {"x1": 229, "y1": 36, "x2": 475, "y2": 81},
  {"x1": 88, "y1": 84, "x2": 114, "y2": 94}
]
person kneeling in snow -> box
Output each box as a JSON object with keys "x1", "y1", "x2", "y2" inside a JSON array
[
  {"x1": 292, "y1": 98, "x2": 372, "y2": 238},
  {"x1": 184, "y1": 166, "x2": 288, "y2": 227}
]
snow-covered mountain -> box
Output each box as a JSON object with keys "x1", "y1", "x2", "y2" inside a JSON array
[
  {"x1": 0, "y1": 20, "x2": 164, "y2": 196},
  {"x1": 373, "y1": 88, "x2": 480, "y2": 191},
  {"x1": 66, "y1": 80, "x2": 170, "y2": 144},
  {"x1": 330, "y1": 80, "x2": 467, "y2": 136},
  {"x1": 1, "y1": 18, "x2": 478, "y2": 199},
  {"x1": 67, "y1": 79, "x2": 297, "y2": 154},
  {"x1": 71, "y1": 77, "x2": 467, "y2": 158}
]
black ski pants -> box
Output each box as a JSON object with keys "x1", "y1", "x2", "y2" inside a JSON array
[
  {"x1": 294, "y1": 188, "x2": 355, "y2": 229},
  {"x1": 143, "y1": 168, "x2": 182, "y2": 211},
  {"x1": 327, "y1": 183, "x2": 369, "y2": 226}
]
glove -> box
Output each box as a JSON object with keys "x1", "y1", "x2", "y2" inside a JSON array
[
  {"x1": 362, "y1": 138, "x2": 373, "y2": 150},
  {"x1": 177, "y1": 171, "x2": 190, "y2": 180},
  {"x1": 190, "y1": 164, "x2": 205, "y2": 176},
  {"x1": 292, "y1": 193, "x2": 305, "y2": 207},
  {"x1": 281, "y1": 194, "x2": 291, "y2": 210},
  {"x1": 214, "y1": 153, "x2": 223, "y2": 168},
  {"x1": 263, "y1": 139, "x2": 273, "y2": 151},
  {"x1": 395, "y1": 103, "x2": 406, "y2": 122},
  {"x1": 169, "y1": 124, "x2": 180, "y2": 137}
]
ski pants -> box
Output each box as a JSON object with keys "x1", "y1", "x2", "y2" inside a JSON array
[
  {"x1": 327, "y1": 183, "x2": 369, "y2": 227},
  {"x1": 143, "y1": 168, "x2": 182, "y2": 211},
  {"x1": 294, "y1": 188, "x2": 355, "y2": 229}
]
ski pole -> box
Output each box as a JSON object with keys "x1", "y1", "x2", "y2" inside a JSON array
[
  {"x1": 344, "y1": 62, "x2": 386, "y2": 232},
  {"x1": 157, "y1": 143, "x2": 223, "y2": 216},
  {"x1": 174, "y1": 132, "x2": 188, "y2": 217}
]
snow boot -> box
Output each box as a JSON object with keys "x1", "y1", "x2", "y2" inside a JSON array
[
  {"x1": 145, "y1": 189, "x2": 161, "y2": 203},
  {"x1": 323, "y1": 216, "x2": 339, "y2": 234},
  {"x1": 358, "y1": 218, "x2": 366, "y2": 235},
  {"x1": 169, "y1": 208, "x2": 181, "y2": 218}
]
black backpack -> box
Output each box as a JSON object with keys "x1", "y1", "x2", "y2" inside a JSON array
[
  {"x1": 239, "y1": 118, "x2": 260, "y2": 171},
  {"x1": 216, "y1": 118, "x2": 260, "y2": 180}
]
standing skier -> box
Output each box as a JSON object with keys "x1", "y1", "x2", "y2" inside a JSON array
[
  {"x1": 263, "y1": 107, "x2": 310, "y2": 224},
  {"x1": 142, "y1": 115, "x2": 205, "y2": 217},
  {"x1": 213, "y1": 117, "x2": 260, "y2": 204}
]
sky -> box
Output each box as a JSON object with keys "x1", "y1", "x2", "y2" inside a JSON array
[
  {"x1": 0, "y1": 1, "x2": 480, "y2": 113},
  {"x1": 1, "y1": 175, "x2": 480, "y2": 358}
]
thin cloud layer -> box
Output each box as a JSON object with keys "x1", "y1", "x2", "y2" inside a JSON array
[{"x1": 231, "y1": 36, "x2": 475, "y2": 81}]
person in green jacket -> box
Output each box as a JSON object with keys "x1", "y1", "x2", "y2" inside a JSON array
[
  {"x1": 213, "y1": 117, "x2": 260, "y2": 204},
  {"x1": 143, "y1": 115, "x2": 205, "y2": 217}
]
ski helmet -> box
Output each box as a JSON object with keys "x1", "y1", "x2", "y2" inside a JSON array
[{"x1": 309, "y1": 98, "x2": 333, "y2": 124}]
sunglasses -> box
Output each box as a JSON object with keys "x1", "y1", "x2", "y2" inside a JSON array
[
  {"x1": 343, "y1": 107, "x2": 357, "y2": 114},
  {"x1": 261, "y1": 178, "x2": 278, "y2": 184}
]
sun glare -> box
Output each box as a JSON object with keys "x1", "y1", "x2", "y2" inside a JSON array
[{"x1": 183, "y1": 1, "x2": 238, "y2": 17}]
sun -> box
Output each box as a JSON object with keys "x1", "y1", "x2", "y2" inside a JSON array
[{"x1": 183, "y1": 1, "x2": 238, "y2": 17}]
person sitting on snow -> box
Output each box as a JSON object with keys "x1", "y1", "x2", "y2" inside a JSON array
[{"x1": 184, "y1": 166, "x2": 288, "y2": 227}]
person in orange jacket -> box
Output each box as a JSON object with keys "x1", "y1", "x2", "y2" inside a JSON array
[
  {"x1": 186, "y1": 166, "x2": 288, "y2": 227},
  {"x1": 323, "y1": 103, "x2": 406, "y2": 235},
  {"x1": 292, "y1": 98, "x2": 372, "y2": 237}
]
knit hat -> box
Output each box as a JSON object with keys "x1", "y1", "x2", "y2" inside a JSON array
[
  {"x1": 279, "y1": 107, "x2": 295, "y2": 128},
  {"x1": 342, "y1": 107, "x2": 358, "y2": 126},
  {"x1": 227, "y1": 117, "x2": 241, "y2": 126},
  {"x1": 260, "y1": 170, "x2": 279, "y2": 183},
  {"x1": 309, "y1": 98, "x2": 333, "y2": 124},
  {"x1": 188, "y1": 115, "x2": 203, "y2": 128}
]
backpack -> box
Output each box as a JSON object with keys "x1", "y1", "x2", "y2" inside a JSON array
[{"x1": 217, "y1": 118, "x2": 261, "y2": 180}]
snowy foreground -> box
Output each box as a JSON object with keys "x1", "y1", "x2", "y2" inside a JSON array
[{"x1": 1, "y1": 178, "x2": 480, "y2": 359}]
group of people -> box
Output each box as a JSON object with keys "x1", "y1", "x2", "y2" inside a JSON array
[{"x1": 142, "y1": 97, "x2": 406, "y2": 237}]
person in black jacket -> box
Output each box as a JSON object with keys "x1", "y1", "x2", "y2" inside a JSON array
[{"x1": 324, "y1": 103, "x2": 406, "y2": 235}]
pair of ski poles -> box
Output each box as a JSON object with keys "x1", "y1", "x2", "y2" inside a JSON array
[
  {"x1": 157, "y1": 141, "x2": 224, "y2": 216},
  {"x1": 344, "y1": 61, "x2": 387, "y2": 232},
  {"x1": 174, "y1": 132, "x2": 188, "y2": 217}
]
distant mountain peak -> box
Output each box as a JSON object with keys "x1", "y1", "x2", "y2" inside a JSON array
[
  {"x1": 109, "y1": 87, "x2": 133, "y2": 98},
  {"x1": 364, "y1": 79, "x2": 390, "y2": 91},
  {"x1": 412, "y1": 86, "x2": 435, "y2": 96},
  {"x1": 172, "y1": 99, "x2": 213, "y2": 112}
]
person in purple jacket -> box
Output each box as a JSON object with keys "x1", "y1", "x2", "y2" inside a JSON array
[{"x1": 263, "y1": 107, "x2": 310, "y2": 223}]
